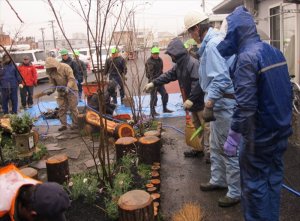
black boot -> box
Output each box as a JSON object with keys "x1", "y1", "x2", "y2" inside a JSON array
[
  {"x1": 112, "y1": 97, "x2": 117, "y2": 104},
  {"x1": 151, "y1": 109, "x2": 159, "y2": 118},
  {"x1": 163, "y1": 107, "x2": 173, "y2": 113}
]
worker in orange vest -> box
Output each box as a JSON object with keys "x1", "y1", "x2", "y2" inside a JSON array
[{"x1": 0, "y1": 164, "x2": 70, "y2": 221}]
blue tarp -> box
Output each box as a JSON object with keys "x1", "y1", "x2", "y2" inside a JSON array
[{"x1": 23, "y1": 93, "x2": 186, "y2": 126}]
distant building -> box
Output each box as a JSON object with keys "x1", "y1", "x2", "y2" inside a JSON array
[
  {"x1": 0, "y1": 24, "x2": 12, "y2": 46},
  {"x1": 157, "y1": 32, "x2": 176, "y2": 49},
  {"x1": 37, "y1": 38, "x2": 89, "y2": 52},
  {"x1": 112, "y1": 30, "x2": 138, "y2": 52},
  {"x1": 136, "y1": 29, "x2": 154, "y2": 49}
]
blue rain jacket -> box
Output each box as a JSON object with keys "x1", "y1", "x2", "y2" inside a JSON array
[
  {"x1": 198, "y1": 28, "x2": 236, "y2": 111},
  {"x1": 0, "y1": 62, "x2": 22, "y2": 88},
  {"x1": 217, "y1": 6, "x2": 292, "y2": 146}
]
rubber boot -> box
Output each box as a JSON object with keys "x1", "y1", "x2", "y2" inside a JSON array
[
  {"x1": 151, "y1": 108, "x2": 159, "y2": 118},
  {"x1": 163, "y1": 106, "x2": 173, "y2": 113}
]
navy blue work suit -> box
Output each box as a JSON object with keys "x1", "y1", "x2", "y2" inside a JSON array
[{"x1": 217, "y1": 6, "x2": 292, "y2": 221}]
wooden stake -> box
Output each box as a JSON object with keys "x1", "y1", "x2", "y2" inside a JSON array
[
  {"x1": 46, "y1": 154, "x2": 69, "y2": 184},
  {"x1": 115, "y1": 137, "x2": 138, "y2": 161},
  {"x1": 138, "y1": 136, "x2": 161, "y2": 165},
  {"x1": 118, "y1": 190, "x2": 154, "y2": 221}
]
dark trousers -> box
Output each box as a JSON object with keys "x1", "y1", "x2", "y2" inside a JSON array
[
  {"x1": 240, "y1": 138, "x2": 288, "y2": 221},
  {"x1": 1, "y1": 87, "x2": 18, "y2": 114},
  {"x1": 150, "y1": 85, "x2": 168, "y2": 111},
  {"x1": 109, "y1": 74, "x2": 124, "y2": 100},
  {"x1": 20, "y1": 86, "x2": 34, "y2": 107},
  {"x1": 77, "y1": 78, "x2": 83, "y2": 99}
]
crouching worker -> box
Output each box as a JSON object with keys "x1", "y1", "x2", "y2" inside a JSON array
[
  {"x1": 45, "y1": 57, "x2": 79, "y2": 131},
  {"x1": 0, "y1": 164, "x2": 70, "y2": 221},
  {"x1": 87, "y1": 80, "x2": 117, "y2": 115}
]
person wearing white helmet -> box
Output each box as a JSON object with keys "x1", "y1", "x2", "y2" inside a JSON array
[{"x1": 184, "y1": 11, "x2": 241, "y2": 207}]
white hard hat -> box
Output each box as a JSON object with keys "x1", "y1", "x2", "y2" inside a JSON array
[{"x1": 184, "y1": 11, "x2": 209, "y2": 30}]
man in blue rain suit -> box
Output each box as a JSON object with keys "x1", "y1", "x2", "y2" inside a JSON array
[
  {"x1": 217, "y1": 6, "x2": 292, "y2": 221},
  {"x1": 184, "y1": 11, "x2": 241, "y2": 207}
]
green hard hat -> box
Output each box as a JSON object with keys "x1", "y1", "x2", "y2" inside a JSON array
[
  {"x1": 184, "y1": 43, "x2": 189, "y2": 49},
  {"x1": 151, "y1": 47, "x2": 160, "y2": 54},
  {"x1": 60, "y1": 48, "x2": 69, "y2": 55},
  {"x1": 111, "y1": 47, "x2": 118, "y2": 54},
  {"x1": 74, "y1": 50, "x2": 80, "y2": 56}
]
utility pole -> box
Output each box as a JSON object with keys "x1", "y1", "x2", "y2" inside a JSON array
[
  {"x1": 49, "y1": 20, "x2": 56, "y2": 48},
  {"x1": 202, "y1": 0, "x2": 206, "y2": 13},
  {"x1": 40, "y1": 27, "x2": 45, "y2": 51}
]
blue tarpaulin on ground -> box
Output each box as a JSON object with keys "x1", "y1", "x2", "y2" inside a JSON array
[{"x1": 23, "y1": 93, "x2": 185, "y2": 126}]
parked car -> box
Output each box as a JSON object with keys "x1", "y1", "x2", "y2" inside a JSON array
[
  {"x1": 91, "y1": 47, "x2": 109, "y2": 72},
  {"x1": 10, "y1": 49, "x2": 48, "y2": 81}
]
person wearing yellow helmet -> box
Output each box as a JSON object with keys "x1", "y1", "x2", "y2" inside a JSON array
[
  {"x1": 145, "y1": 46, "x2": 173, "y2": 117},
  {"x1": 103, "y1": 47, "x2": 127, "y2": 104}
]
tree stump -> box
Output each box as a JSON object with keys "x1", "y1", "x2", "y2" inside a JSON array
[
  {"x1": 115, "y1": 137, "x2": 138, "y2": 161},
  {"x1": 20, "y1": 167, "x2": 38, "y2": 180},
  {"x1": 118, "y1": 190, "x2": 154, "y2": 221},
  {"x1": 46, "y1": 154, "x2": 69, "y2": 184},
  {"x1": 138, "y1": 136, "x2": 161, "y2": 165},
  {"x1": 144, "y1": 130, "x2": 161, "y2": 138}
]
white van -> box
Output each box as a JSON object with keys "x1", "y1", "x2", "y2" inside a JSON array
[{"x1": 10, "y1": 49, "x2": 48, "y2": 81}]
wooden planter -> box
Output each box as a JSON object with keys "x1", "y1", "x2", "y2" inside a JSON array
[{"x1": 13, "y1": 130, "x2": 36, "y2": 155}]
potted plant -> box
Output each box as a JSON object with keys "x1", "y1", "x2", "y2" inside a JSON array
[{"x1": 9, "y1": 113, "x2": 36, "y2": 155}]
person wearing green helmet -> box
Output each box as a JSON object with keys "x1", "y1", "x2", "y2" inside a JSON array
[
  {"x1": 73, "y1": 50, "x2": 87, "y2": 100},
  {"x1": 145, "y1": 46, "x2": 173, "y2": 117},
  {"x1": 103, "y1": 47, "x2": 127, "y2": 104},
  {"x1": 60, "y1": 49, "x2": 81, "y2": 99}
]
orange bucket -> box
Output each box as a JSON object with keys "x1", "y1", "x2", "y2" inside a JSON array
[{"x1": 82, "y1": 81, "x2": 108, "y2": 96}]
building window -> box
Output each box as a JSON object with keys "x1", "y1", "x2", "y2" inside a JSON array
[{"x1": 270, "y1": 6, "x2": 281, "y2": 49}]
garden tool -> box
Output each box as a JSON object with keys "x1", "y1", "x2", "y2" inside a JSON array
[{"x1": 180, "y1": 88, "x2": 203, "y2": 151}]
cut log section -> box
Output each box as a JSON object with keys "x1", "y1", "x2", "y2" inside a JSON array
[
  {"x1": 46, "y1": 154, "x2": 69, "y2": 184},
  {"x1": 86, "y1": 110, "x2": 135, "y2": 138},
  {"x1": 20, "y1": 167, "x2": 38, "y2": 179},
  {"x1": 115, "y1": 137, "x2": 138, "y2": 161},
  {"x1": 144, "y1": 130, "x2": 161, "y2": 138},
  {"x1": 118, "y1": 190, "x2": 154, "y2": 221},
  {"x1": 138, "y1": 136, "x2": 161, "y2": 165}
]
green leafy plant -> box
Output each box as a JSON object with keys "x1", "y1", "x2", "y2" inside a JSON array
[
  {"x1": 120, "y1": 153, "x2": 137, "y2": 173},
  {"x1": 32, "y1": 143, "x2": 47, "y2": 161},
  {"x1": 10, "y1": 113, "x2": 35, "y2": 134},
  {"x1": 137, "y1": 163, "x2": 151, "y2": 180},
  {"x1": 1, "y1": 138, "x2": 20, "y2": 162},
  {"x1": 104, "y1": 199, "x2": 118, "y2": 220},
  {"x1": 67, "y1": 173, "x2": 99, "y2": 204}
]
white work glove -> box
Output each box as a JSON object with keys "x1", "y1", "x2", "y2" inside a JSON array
[
  {"x1": 183, "y1": 99, "x2": 193, "y2": 110},
  {"x1": 143, "y1": 82, "x2": 154, "y2": 93},
  {"x1": 19, "y1": 84, "x2": 23, "y2": 89}
]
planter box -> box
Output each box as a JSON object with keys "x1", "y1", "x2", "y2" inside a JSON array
[{"x1": 13, "y1": 131, "x2": 36, "y2": 154}]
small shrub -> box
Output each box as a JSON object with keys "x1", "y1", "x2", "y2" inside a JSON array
[
  {"x1": 10, "y1": 113, "x2": 35, "y2": 134},
  {"x1": 32, "y1": 143, "x2": 47, "y2": 161},
  {"x1": 105, "y1": 199, "x2": 118, "y2": 220},
  {"x1": 68, "y1": 173, "x2": 99, "y2": 204},
  {"x1": 120, "y1": 153, "x2": 137, "y2": 173},
  {"x1": 137, "y1": 163, "x2": 151, "y2": 180}
]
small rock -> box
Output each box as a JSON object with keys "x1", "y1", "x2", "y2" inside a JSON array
[
  {"x1": 66, "y1": 148, "x2": 81, "y2": 159},
  {"x1": 84, "y1": 159, "x2": 100, "y2": 168},
  {"x1": 30, "y1": 160, "x2": 46, "y2": 169}
]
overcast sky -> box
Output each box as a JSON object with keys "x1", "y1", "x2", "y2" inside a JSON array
[{"x1": 0, "y1": 0, "x2": 222, "y2": 40}]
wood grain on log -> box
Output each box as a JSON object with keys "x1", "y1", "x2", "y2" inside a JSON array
[
  {"x1": 118, "y1": 190, "x2": 154, "y2": 221},
  {"x1": 138, "y1": 136, "x2": 161, "y2": 165},
  {"x1": 115, "y1": 137, "x2": 138, "y2": 161}
]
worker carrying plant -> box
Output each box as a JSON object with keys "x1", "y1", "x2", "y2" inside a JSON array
[
  {"x1": 145, "y1": 46, "x2": 173, "y2": 117},
  {"x1": 0, "y1": 164, "x2": 70, "y2": 221},
  {"x1": 143, "y1": 38, "x2": 208, "y2": 158},
  {"x1": 103, "y1": 47, "x2": 127, "y2": 105},
  {"x1": 45, "y1": 57, "x2": 79, "y2": 132}
]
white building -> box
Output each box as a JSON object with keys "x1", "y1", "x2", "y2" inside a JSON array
[{"x1": 213, "y1": 0, "x2": 300, "y2": 82}]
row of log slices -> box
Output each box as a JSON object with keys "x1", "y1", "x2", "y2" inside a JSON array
[{"x1": 115, "y1": 135, "x2": 161, "y2": 164}]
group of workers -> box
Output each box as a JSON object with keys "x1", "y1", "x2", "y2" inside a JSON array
[
  {"x1": 144, "y1": 6, "x2": 292, "y2": 221},
  {"x1": 0, "y1": 5, "x2": 293, "y2": 221}
]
